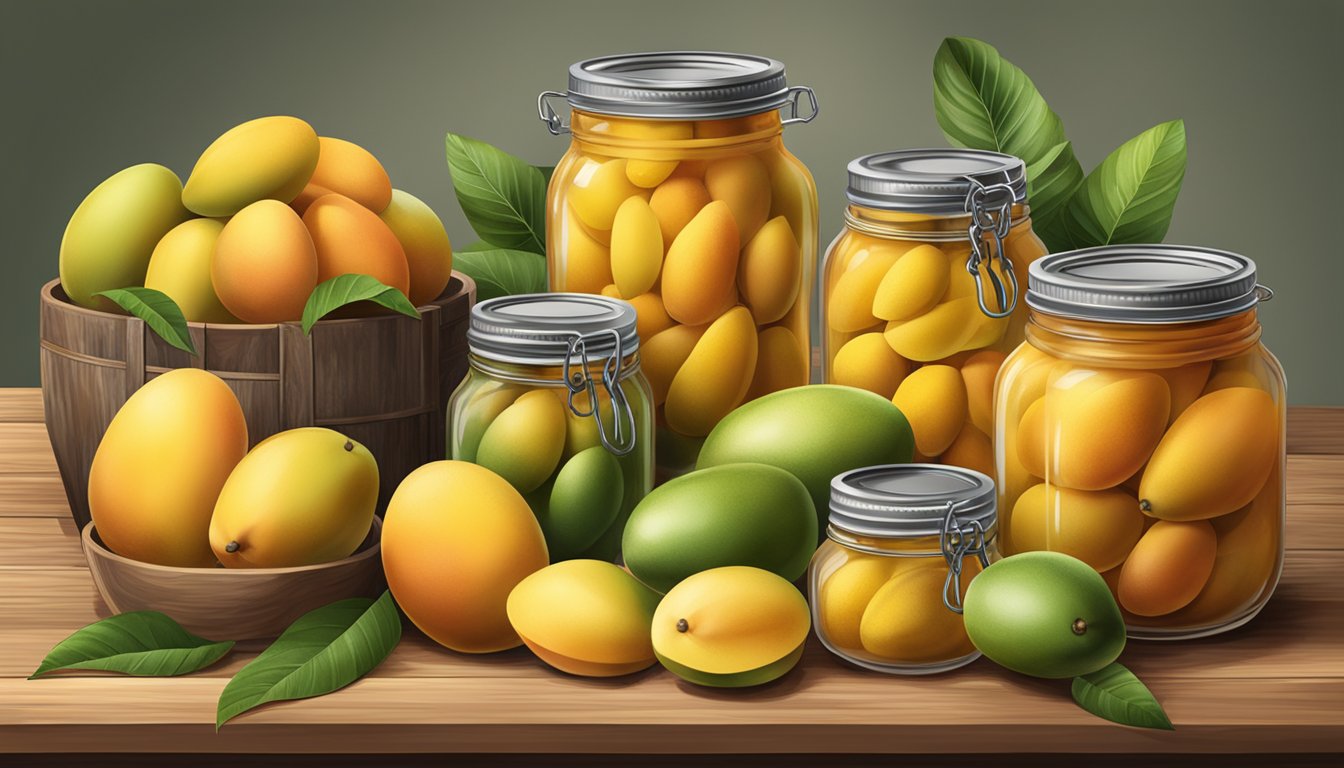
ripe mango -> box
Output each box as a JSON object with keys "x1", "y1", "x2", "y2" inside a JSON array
[
  {"x1": 891, "y1": 365, "x2": 968, "y2": 457},
  {"x1": 1118, "y1": 520, "x2": 1217, "y2": 617},
  {"x1": 558, "y1": 205, "x2": 613, "y2": 294},
  {"x1": 665, "y1": 306, "x2": 757, "y2": 437},
  {"x1": 818, "y1": 553, "x2": 904, "y2": 650},
  {"x1": 304, "y1": 193, "x2": 410, "y2": 298},
  {"x1": 961, "y1": 349, "x2": 1006, "y2": 436},
  {"x1": 476, "y1": 389, "x2": 566, "y2": 493},
  {"x1": 507, "y1": 560, "x2": 660, "y2": 677},
  {"x1": 209, "y1": 428, "x2": 378, "y2": 568},
  {"x1": 568, "y1": 158, "x2": 646, "y2": 232},
  {"x1": 383, "y1": 461, "x2": 548, "y2": 653},
  {"x1": 1139, "y1": 387, "x2": 1279, "y2": 521},
  {"x1": 379, "y1": 189, "x2": 453, "y2": 306},
  {"x1": 648, "y1": 176, "x2": 711, "y2": 246},
  {"x1": 661, "y1": 200, "x2": 740, "y2": 326},
  {"x1": 534, "y1": 447, "x2": 624, "y2": 561},
  {"x1": 144, "y1": 219, "x2": 238, "y2": 323},
  {"x1": 872, "y1": 244, "x2": 948, "y2": 321},
  {"x1": 308, "y1": 136, "x2": 392, "y2": 212},
  {"x1": 738, "y1": 216, "x2": 801, "y2": 324},
  {"x1": 828, "y1": 245, "x2": 904, "y2": 333},
  {"x1": 610, "y1": 196, "x2": 663, "y2": 298},
  {"x1": 1009, "y1": 484, "x2": 1146, "y2": 572},
  {"x1": 940, "y1": 423, "x2": 994, "y2": 479},
  {"x1": 183, "y1": 116, "x2": 320, "y2": 217},
  {"x1": 832, "y1": 332, "x2": 909, "y2": 399},
  {"x1": 745, "y1": 325, "x2": 809, "y2": 400},
  {"x1": 627, "y1": 291, "x2": 673, "y2": 342},
  {"x1": 882, "y1": 297, "x2": 981, "y2": 362},
  {"x1": 1157, "y1": 361, "x2": 1212, "y2": 426},
  {"x1": 212, "y1": 200, "x2": 318, "y2": 323},
  {"x1": 651, "y1": 566, "x2": 809, "y2": 687},
  {"x1": 453, "y1": 382, "x2": 523, "y2": 463},
  {"x1": 640, "y1": 323, "x2": 706, "y2": 406},
  {"x1": 704, "y1": 154, "x2": 771, "y2": 247},
  {"x1": 860, "y1": 556, "x2": 980, "y2": 664},
  {"x1": 626, "y1": 159, "x2": 679, "y2": 188}
]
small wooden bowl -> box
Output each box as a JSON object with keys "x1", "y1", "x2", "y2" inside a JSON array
[{"x1": 81, "y1": 517, "x2": 386, "y2": 641}]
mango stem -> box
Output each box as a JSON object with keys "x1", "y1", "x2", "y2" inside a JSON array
[
  {"x1": 344, "y1": 440, "x2": 354, "y2": 452},
  {"x1": 225, "y1": 541, "x2": 240, "y2": 554},
  {"x1": 676, "y1": 618, "x2": 689, "y2": 633}
]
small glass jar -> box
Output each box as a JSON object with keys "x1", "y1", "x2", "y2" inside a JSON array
[
  {"x1": 821, "y1": 150, "x2": 1048, "y2": 473},
  {"x1": 809, "y1": 464, "x2": 999, "y2": 674},
  {"x1": 996, "y1": 246, "x2": 1284, "y2": 639},
  {"x1": 449, "y1": 293, "x2": 654, "y2": 562},
  {"x1": 539, "y1": 52, "x2": 819, "y2": 481}
]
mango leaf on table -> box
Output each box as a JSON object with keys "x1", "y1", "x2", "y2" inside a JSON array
[
  {"x1": 30, "y1": 611, "x2": 234, "y2": 679},
  {"x1": 1062, "y1": 119, "x2": 1187, "y2": 249},
  {"x1": 216, "y1": 591, "x2": 401, "y2": 728},
  {"x1": 96, "y1": 287, "x2": 197, "y2": 356},
  {"x1": 1071, "y1": 662, "x2": 1174, "y2": 730},
  {"x1": 453, "y1": 248, "x2": 548, "y2": 301},
  {"x1": 301, "y1": 274, "x2": 420, "y2": 333},
  {"x1": 445, "y1": 132, "x2": 547, "y2": 255}
]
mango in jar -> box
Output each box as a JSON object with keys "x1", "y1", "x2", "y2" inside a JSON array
[
  {"x1": 559, "y1": 206, "x2": 614, "y2": 295},
  {"x1": 212, "y1": 200, "x2": 318, "y2": 323},
  {"x1": 1157, "y1": 360, "x2": 1212, "y2": 425},
  {"x1": 764, "y1": 148, "x2": 815, "y2": 249},
  {"x1": 940, "y1": 423, "x2": 994, "y2": 479},
  {"x1": 640, "y1": 323, "x2": 707, "y2": 406},
  {"x1": 1139, "y1": 387, "x2": 1278, "y2": 521},
  {"x1": 661, "y1": 200, "x2": 740, "y2": 326},
  {"x1": 304, "y1": 193, "x2": 410, "y2": 298},
  {"x1": 738, "y1": 216, "x2": 801, "y2": 324},
  {"x1": 882, "y1": 297, "x2": 981, "y2": 362},
  {"x1": 1118, "y1": 520, "x2": 1217, "y2": 616},
  {"x1": 182, "y1": 116, "x2": 320, "y2": 217},
  {"x1": 536, "y1": 447, "x2": 624, "y2": 561},
  {"x1": 665, "y1": 306, "x2": 757, "y2": 437},
  {"x1": 1009, "y1": 484, "x2": 1146, "y2": 572},
  {"x1": 832, "y1": 333, "x2": 909, "y2": 399},
  {"x1": 649, "y1": 176, "x2": 711, "y2": 246},
  {"x1": 552, "y1": 385, "x2": 612, "y2": 460},
  {"x1": 308, "y1": 136, "x2": 392, "y2": 213},
  {"x1": 627, "y1": 160, "x2": 679, "y2": 188},
  {"x1": 379, "y1": 189, "x2": 454, "y2": 306},
  {"x1": 1204, "y1": 353, "x2": 1271, "y2": 393},
  {"x1": 818, "y1": 553, "x2": 904, "y2": 650},
  {"x1": 609, "y1": 196, "x2": 663, "y2": 298},
  {"x1": 860, "y1": 557, "x2": 980, "y2": 664},
  {"x1": 872, "y1": 245, "x2": 949, "y2": 321},
  {"x1": 144, "y1": 219, "x2": 237, "y2": 323},
  {"x1": 961, "y1": 350, "x2": 1006, "y2": 436},
  {"x1": 745, "y1": 326, "x2": 808, "y2": 400},
  {"x1": 626, "y1": 292, "x2": 673, "y2": 341},
  {"x1": 828, "y1": 245, "x2": 904, "y2": 333},
  {"x1": 456, "y1": 383, "x2": 523, "y2": 462},
  {"x1": 476, "y1": 389, "x2": 567, "y2": 494},
  {"x1": 568, "y1": 158, "x2": 647, "y2": 232},
  {"x1": 704, "y1": 154, "x2": 771, "y2": 247},
  {"x1": 891, "y1": 365, "x2": 968, "y2": 457}
]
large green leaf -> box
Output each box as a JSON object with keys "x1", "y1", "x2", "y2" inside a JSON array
[
  {"x1": 445, "y1": 133, "x2": 547, "y2": 255},
  {"x1": 300, "y1": 274, "x2": 420, "y2": 333},
  {"x1": 30, "y1": 612, "x2": 233, "y2": 679},
  {"x1": 1071, "y1": 662, "x2": 1174, "y2": 730},
  {"x1": 1026, "y1": 141, "x2": 1086, "y2": 252},
  {"x1": 216, "y1": 592, "x2": 401, "y2": 728},
  {"x1": 96, "y1": 287, "x2": 197, "y2": 356},
  {"x1": 1063, "y1": 120, "x2": 1187, "y2": 248},
  {"x1": 453, "y1": 248, "x2": 548, "y2": 301}
]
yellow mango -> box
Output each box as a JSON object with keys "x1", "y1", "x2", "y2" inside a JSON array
[
  {"x1": 745, "y1": 325, "x2": 808, "y2": 400},
  {"x1": 568, "y1": 158, "x2": 647, "y2": 232},
  {"x1": 183, "y1": 116, "x2": 320, "y2": 217},
  {"x1": 818, "y1": 553, "x2": 904, "y2": 650},
  {"x1": 859, "y1": 557, "x2": 980, "y2": 664},
  {"x1": 831, "y1": 332, "x2": 910, "y2": 399},
  {"x1": 941, "y1": 423, "x2": 994, "y2": 479},
  {"x1": 872, "y1": 245, "x2": 949, "y2": 321},
  {"x1": 704, "y1": 154, "x2": 771, "y2": 247},
  {"x1": 961, "y1": 349, "x2": 1006, "y2": 436},
  {"x1": 600, "y1": 284, "x2": 621, "y2": 298},
  {"x1": 1157, "y1": 361, "x2": 1212, "y2": 425},
  {"x1": 1016, "y1": 397, "x2": 1048, "y2": 479},
  {"x1": 604, "y1": 118, "x2": 693, "y2": 141},
  {"x1": 213, "y1": 200, "x2": 318, "y2": 323},
  {"x1": 558, "y1": 206, "x2": 613, "y2": 294},
  {"x1": 882, "y1": 297, "x2": 981, "y2": 362},
  {"x1": 627, "y1": 291, "x2": 673, "y2": 341},
  {"x1": 649, "y1": 176, "x2": 711, "y2": 246},
  {"x1": 1204, "y1": 353, "x2": 1273, "y2": 394},
  {"x1": 627, "y1": 160, "x2": 679, "y2": 188},
  {"x1": 304, "y1": 193, "x2": 410, "y2": 297},
  {"x1": 1139, "y1": 387, "x2": 1278, "y2": 521},
  {"x1": 476, "y1": 389, "x2": 567, "y2": 493},
  {"x1": 765, "y1": 148, "x2": 815, "y2": 249},
  {"x1": 828, "y1": 245, "x2": 905, "y2": 333},
  {"x1": 309, "y1": 136, "x2": 392, "y2": 213},
  {"x1": 1009, "y1": 484, "x2": 1146, "y2": 572},
  {"x1": 640, "y1": 324, "x2": 707, "y2": 406},
  {"x1": 891, "y1": 365, "x2": 968, "y2": 457},
  {"x1": 738, "y1": 216, "x2": 801, "y2": 324},
  {"x1": 1118, "y1": 520, "x2": 1217, "y2": 617},
  {"x1": 609, "y1": 196, "x2": 663, "y2": 298},
  {"x1": 661, "y1": 200, "x2": 740, "y2": 326},
  {"x1": 144, "y1": 218, "x2": 238, "y2": 323},
  {"x1": 379, "y1": 189, "x2": 454, "y2": 306},
  {"x1": 665, "y1": 306, "x2": 758, "y2": 437}
]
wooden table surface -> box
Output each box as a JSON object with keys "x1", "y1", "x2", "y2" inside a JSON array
[{"x1": 1, "y1": 388, "x2": 1341, "y2": 765}]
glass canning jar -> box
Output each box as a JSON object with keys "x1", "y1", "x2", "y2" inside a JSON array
[
  {"x1": 538, "y1": 52, "x2": 818, "y2": 481},
  {"x1": 809, "y1": 464, "x2": 999, "y2": 674},
  {"x1": 821, "y1": 150, "x2": 1048, "y2": 474},
  {"x1": 996, "y1": 246, "x2": 1284, "y2": 639},
  {"x1": 448, "y1": 293, "x2": 653, "y2": 562}
]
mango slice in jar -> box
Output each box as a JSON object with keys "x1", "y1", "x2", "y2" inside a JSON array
[
  {"x1": 882, "y1": 297, "x2": 980, "y2": 362},
  {"x1": 649, "y1": 177, "x2": 712, "y2": 246},
  {"x1": 626, "y1": 160, "x2": 679, "y2": 188},
  {"x1": 828, "y1": 245, "x2": 905, "y2": 333},
  {"x1": 1204, "y1": 353, "x2": 1271, "y2": 393},
  {"x1": 475, "y1": 389, "x2": 567, "y2": 494},
  {"x1": 819, "y1": 553, "x2": 903, "y2": 650},
  {"x1": 704, "y1": 154, "x2": 771, "y2": 248},
  {"x1": 859, "y1": 557, "x2": 979, "y2": 663},
  {"x1": 568, "y1": 158, "x2": 647, "y2": 232},
  {"x1": 1118, "y1": 520, "x2": 1217, "y2": 617},
  {"x1": 940, "y1": 423, "x2": 994, "y2": 479},
  {"x1": 831, "y1": 333, "x2": 909, "y2": 399},
  {"x1": 456, "y1": 383, "x2": 524, "y2": 463},
  {"x1": 1157, "y1": 360, "x2": 1213, "y2": 425},
  {"x1": 891, "y1": 365, "x2": 968, "y2": 457},
  {"x1": 665, "y1": 306, "x2": 758, "y2": 437},
  {"x1": 641, "y1": 324, "x2": 708, "y2": 406},
  {"x1": 738, "y1": 216, "x2": 801, "y2": 324},
  {"x1": 627, "y1": 292, "x2": 673, "y2": 341},
  {"x1": 872, "y1": 245, "x2": 949, "y2": 321},
  {"x1": 765, "y1": 149, "x2": 813, "y2": 248},
  {"x1": 745, "y1": 326, "x2": 808, "y2": 400},
  {"x1": 961, "y1": 350, "x2": 1007, "y2": 436},
  {"x1": 662, "y1": 200, "x2": 740, "y2": 326},
  {"x1": 1009, "y1": 484, "x2": 1146, "y2": 572},
  {"x1": 1139, "y1": 387, "x2": 1278, "y2": 521},
  {"x1": 609, "y1": 196, "x2": 663, "y2": 298},
  {"x1": 562, "y1": 206, "x2": 614, "y2": 294}
]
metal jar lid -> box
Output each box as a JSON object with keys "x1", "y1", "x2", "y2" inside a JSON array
[
  {"x1": 1026, "y1": 245, "x2": 1269, "y2": 324},
  {"x1": 829, "y1": 464, "x2": 996, "y2": 539},
  {"x1": 846, "y1": 149, "x2": 1027, "y2": 214},
  {"x1": 467, "y1": 293, "x2": 639, "y2": 366}
]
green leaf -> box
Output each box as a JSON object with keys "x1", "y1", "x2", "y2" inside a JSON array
[
  {"x1": 30, "y1": 612, "x2": 233, "y2": 679},
  {"x1": 1063, "y1": 120, "x2": 1187, "y2": 248},
  {"x1": 301, "y1": 274, "x2": 419, "y2": 334},
  {"x1": 537, "y1": 165, "x2": 556, "y2": 185},
  {"x1": 445, "y1": 132, "x2": 547, "y2": 255},
  {"x1": 453, "y1": 248, "x2": 547, "y2": 301},
  {"x1": 458, "y1": 240, "x2": 495, "y2": 253},
  {"x1": 1026, "y1": 141, "x2": 1085, "y2": 252},
  {"x1": 96, "y1": 287, "x2": 197, "y2": 356},
  {"x1": 1071, "y1": 662, "x2": 1174, "y2": 730},
  {"x1": 933, "y1": 37, "x2": 1069, "y2": 169},
  {"x1": 216, "y1": 592, "x2": 401, "y2": 729}
]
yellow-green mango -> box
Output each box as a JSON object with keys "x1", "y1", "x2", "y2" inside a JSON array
[
  {"x1": 453, "y1": 383, "x2": 523, "y2": 462},
  {"x1": 535, "y1": 447, "x2": 624, "y2": 561},
  {"x1": 476, "y1": 389, "x2": 566, "y2": 493},
  {"x1": 380, "y1": 189, "x2": 453, "y2": 306},
  {"x1": 182, "y1": 115, "x2": 320, "y2": 217},
  {"x1": 144, "y1": 219, "x2": 237, "y2": 323}
]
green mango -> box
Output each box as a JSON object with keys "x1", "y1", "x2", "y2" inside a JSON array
[{"x1": 535, "y1": 447, "x2": 623, "y2": 561}]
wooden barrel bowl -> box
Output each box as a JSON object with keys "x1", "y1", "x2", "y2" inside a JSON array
[{"x1": 39, "y1": 274, "x2": 475, "y2": 529}]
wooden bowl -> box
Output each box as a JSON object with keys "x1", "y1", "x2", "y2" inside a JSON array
[
  {"x1": 82, "y1": 517, "x2": 386, "y2": 641},
  {"x1": 40, "y1": 274, "x2": 474, "y2": 530}
]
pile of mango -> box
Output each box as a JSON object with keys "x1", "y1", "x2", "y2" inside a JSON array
[
  {"x1": 59, "y1": 116, "x2": 453, "y2": 323},
  {"x1": 1002, "y1": 346, "x2": 1282, "y2": 626}
]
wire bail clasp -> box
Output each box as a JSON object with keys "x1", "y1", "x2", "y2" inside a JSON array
[
  {"x1": 940, "y1": 500, "x2": 991, "y2": 615},
  {"x1": 563, "y1": 329, "x2": 637, "y2": 456},
  {"x1": 537, "y1": 90, "x2": 571, "y2": 135},
  {"x1": 963, "y1": 178, "x2": 1019, "y2": 319}
]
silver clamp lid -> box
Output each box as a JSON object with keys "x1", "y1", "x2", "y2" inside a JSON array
[
  {"x1": 1026, "y1": 245, "x2": 1271, "y2": 324},
  {"x1": 537, "y1": 51, "x2": 818, "y2": 133}
]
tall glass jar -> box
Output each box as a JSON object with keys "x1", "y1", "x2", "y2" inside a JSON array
[
  {"x1": 809, "y1": 464, "x2": 999, "y2": 674},
  {"x1": 449, "y1": 294, "x2": 654, "y2": 562},
  {"x1": 821, "y1": 150, "x2": 1048, "y2": 476},
  {"x1": 996, "y1": 246, "x2": 1284, "y2": 639},
  {"x1": 539, "y1": 52, "x2": 818, "y2": 481}
]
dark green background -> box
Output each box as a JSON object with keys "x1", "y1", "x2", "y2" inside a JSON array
[{"x1": 2, "y1": 0, "x2": 1340, "y2": 403}]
